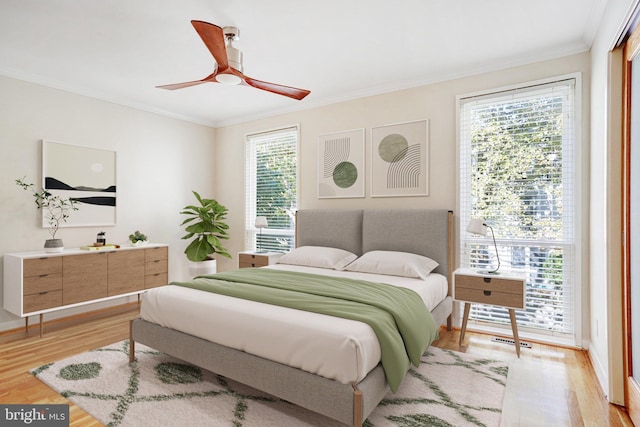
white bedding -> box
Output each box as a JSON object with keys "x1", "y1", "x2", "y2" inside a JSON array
[{"x1": 140, "y1": 264, "x2": 447, "y2": 385}]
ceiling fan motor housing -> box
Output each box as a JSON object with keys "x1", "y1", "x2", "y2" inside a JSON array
[
  {"x1": 227, "y1": 46, "x2": 243, "y2": 72},
  {"x1": 222, "y1": 26, "x2": 243, "y2": 72}
]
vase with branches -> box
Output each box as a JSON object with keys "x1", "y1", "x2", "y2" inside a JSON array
[{"x1": 16, "y1": 177, "x2": 79, "y2": 252}]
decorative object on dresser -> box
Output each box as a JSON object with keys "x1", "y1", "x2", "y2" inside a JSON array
[
  {"x1": 129, "y1": 230, "x2": 148, "y2": 247},
  {"x1": 466, "y1": 217, "x2": 501, "y2": 274},
  {"x1": 254, "y1": 216, "x2": 268, "y2": 252},
  {"x1": 453, "y1": 267, "x2": 525, "y2": 356},
  {"x1": 238, "y1": 251, "x2": 283, "y2": 268},
  {"x1": 3, "y1": 244, "x2": 168, "y2": 337},
  {"x1": 15, "y1": 177, "x2": 79, "y2": 253},
  {"x1": 180, "y1": 191, "x2": 231, "y2": 277}
]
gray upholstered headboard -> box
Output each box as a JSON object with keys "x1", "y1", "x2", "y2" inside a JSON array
[{"x1": 295, "y1": 209, "x2": 453, "y2": 278}]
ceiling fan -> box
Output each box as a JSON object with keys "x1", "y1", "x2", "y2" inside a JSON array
[{"x1": 157, "y1": 20, "x2": 311, "y2": 101}]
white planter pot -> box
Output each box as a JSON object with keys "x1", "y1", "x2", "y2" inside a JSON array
[
  {"x1": 44, "y1": 239, "x2": 64, "y2": 253},
  {"x1": 188, "y1": 259, "x2": 217, "y2": 278}
]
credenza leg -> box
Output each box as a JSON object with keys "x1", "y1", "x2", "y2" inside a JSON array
[
  {"x1": 25, "y1": 316, "x2": 29, "y2": 334},
  {"x1": 39, "y1": 313, "x2": 44, "y2": 338}
]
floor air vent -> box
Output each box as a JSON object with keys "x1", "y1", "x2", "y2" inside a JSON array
[{"x1": 491, "y1": 336, "x2": 532, "y2": 348}]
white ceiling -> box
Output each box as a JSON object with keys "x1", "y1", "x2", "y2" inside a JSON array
[{"x1": 0, "y1": 0, "x2": 607, "y2": 127}]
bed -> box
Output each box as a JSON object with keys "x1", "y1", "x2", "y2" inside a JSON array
[{"x1": 129, "y1": 209, "x2": 454, "y2": 426}]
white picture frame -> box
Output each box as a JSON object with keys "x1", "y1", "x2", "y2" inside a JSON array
[
  {"x1": 42, "y1": 140, "x2": 117, "y2": 227},
  {"x1": 371, "y1": 119, "x2": 429, "y2": 197},
  {"x1": 317, "y1": 128, "x2": 365, "y2": 198}
]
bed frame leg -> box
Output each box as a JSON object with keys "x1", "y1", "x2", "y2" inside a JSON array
[
  {"x1": 129, "y1": 319, "x2": 136, "y2": 363},
  {"x1": 352, "y1": 386, "x2": 363, "y2": 427}
]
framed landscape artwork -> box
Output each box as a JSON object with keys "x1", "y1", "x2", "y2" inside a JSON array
[
  {"x1": 371, "y1": 119, "x2": 429, "y2": 197},
  {"x1": 42, "y1": 140, "x2": 117, "y2": 227},
  {"x1": 317, "y1": 129, "x2": 365, "y2": 198}
]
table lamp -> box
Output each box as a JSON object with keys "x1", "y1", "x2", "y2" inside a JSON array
[{"x1": 467, "y1": 218, "x2": 500, "y2": 274}]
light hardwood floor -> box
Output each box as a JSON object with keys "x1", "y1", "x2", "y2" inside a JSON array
[{"x1": 0, "y1": 302, "x2": 633, "y2": 426}]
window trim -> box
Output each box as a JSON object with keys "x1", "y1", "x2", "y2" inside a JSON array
[
  {"x1": 244, "y1": 124, "x2": 300, "y2": 252},
  {"x1": 455, "y1": 73, "x2": 583, "y2": 347}
]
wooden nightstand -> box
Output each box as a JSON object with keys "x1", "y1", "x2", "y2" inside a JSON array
[
  {"x1": 453, "y1": 268, "x2": 526, "y2": 356},
  {"x1": 238, "y1": 251, "x2": 283, "y2": 268}
]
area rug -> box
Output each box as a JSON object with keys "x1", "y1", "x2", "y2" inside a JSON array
[{"x1": 32, "y1": 340, "x2": 508, "y2": 427}]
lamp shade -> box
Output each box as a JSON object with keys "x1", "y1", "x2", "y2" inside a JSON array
[
  {"x1": 255, "y1": 216, "x2": 268, "y2": 228},
  {"x1": 467, "y1": 218, "x2": 487, "y2": 236}
]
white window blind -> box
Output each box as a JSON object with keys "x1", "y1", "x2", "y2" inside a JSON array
[
  {"x1": 245, "y1": 126, "x2": 299, "y2": 253},
  {"x1": 458, "y1": 78, "x2": 577, "y2": 340}
]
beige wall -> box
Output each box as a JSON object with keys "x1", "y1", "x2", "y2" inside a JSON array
[
  {"x1": 0, "y1": 75, "x2": 217, "y2": 331},
  {"x1": 213, "y1": 54, "x2": 593, "y2": 349}
]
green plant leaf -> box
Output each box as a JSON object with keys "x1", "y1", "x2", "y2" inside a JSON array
[
  {"x1": 184, "y1": 237, "x2": 214, "y2": 262},
  {"x1": 180, "y1": 191, "x2": 231, "y2": 261}
]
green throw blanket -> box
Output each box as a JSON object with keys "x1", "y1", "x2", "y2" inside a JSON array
[{"x1": 172, "y1": 268, "x2": 438, "y2": 392}]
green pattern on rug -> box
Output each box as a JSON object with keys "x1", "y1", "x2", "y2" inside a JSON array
[{"x1": 32, "y1": 341, "x2": 508, "y2": 427}]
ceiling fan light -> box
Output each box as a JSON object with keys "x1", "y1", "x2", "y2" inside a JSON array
[{"x1": 216, "y1": 74, "x2": 242, "y2": 85}]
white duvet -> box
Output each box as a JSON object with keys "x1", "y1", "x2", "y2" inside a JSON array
[{"x1": 140, "y1": 264, "x2": 447, "y2": 385}]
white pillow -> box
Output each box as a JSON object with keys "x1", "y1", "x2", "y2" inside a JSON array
[
  {"x1": 277, "y1": 246, "x2": 358, "y2": 270},
  {"x1": 344, "y1": 250, "x2": 439, "y2": 279}
]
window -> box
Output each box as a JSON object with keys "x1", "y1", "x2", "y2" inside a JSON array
[
  {"x1": 458, "y1": 77, "x2": 579, "y2": 343},
  {"x1": 245, "y1": 126, "x2": 299, "y2": 253}
]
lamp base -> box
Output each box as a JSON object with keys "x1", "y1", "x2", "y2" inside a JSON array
[{"x1": 476, "y1": 269, "x2": 500, "y2": 275}]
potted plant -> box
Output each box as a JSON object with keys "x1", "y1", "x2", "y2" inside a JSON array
[
  {"x1": 129, "y1": 230, "x2": 148, "y2": 246},
  {"x1": 16, "y1": 177, "x2": 79, "y2": 252},
  {"x1": 180, "y1": 191, "x2": 231, "y2": 276}
]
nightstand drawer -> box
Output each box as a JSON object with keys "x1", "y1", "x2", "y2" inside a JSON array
[
  {"x1": 454, "y1": 272, "x2": 525, "y2": 309},
  {"x1": 455, "y1": 274, "x2": 522, "y2": 295},
  {"x1": 239, "y1": 253, "x2": 268, "y2": 268},
  {"x1": 238, "y1": 252, "x2": 282, "y2": 268},
  {"x1": 454, "y1": 287, "x2": 523, "y2": 308}
]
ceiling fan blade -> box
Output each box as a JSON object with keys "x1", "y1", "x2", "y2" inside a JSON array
[
  {"x1": 156, "y1": 73, "x2": 216, "y2": 90},
  {"x1": 191, "y1": 20, "x2": 229, "y2": 71},
  {"x1": 243, "y1": 75, "x2": 311, "y2": 100},
  {"x1": 156, "y1": 80, "x2": 208, "y2": 90}
]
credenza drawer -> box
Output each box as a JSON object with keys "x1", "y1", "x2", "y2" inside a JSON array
[
  {"x1": 23, "y1": 273, "x2": 62, "y2": 295},
  {"x1": 146, "y1": 246, "x2": 168, "y2": 262},
  {"x1": 23, "y1": 257, "x2": 62, "y2": 277},
  {"x1": 24, "y1": 290, "x2": 63, "y2": 313},
  {"x1": 145, "y1": 272, "x2": 168, "y2": 289},
  {"x1": 146, "y1": 259, "x2": 168, "y2": 275}
]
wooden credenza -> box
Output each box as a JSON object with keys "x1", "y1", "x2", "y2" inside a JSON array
[{"x1": 4, "y1": 244, "x2": 168, "y2": 336}]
